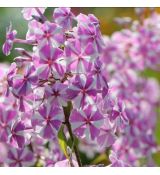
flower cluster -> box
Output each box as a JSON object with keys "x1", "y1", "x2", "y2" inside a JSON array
[
  {"x1": 100, "y1": 8, "x2": 160, "y2": 166},
  {"x1": 0, "y1": 7, "x2": 160, "y2": 167}
]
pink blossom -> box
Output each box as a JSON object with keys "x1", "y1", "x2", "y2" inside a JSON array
[
  {"x1": 67, "y1": 75, "x2": 97, "y2": 108},
  {"x1": 22, "y1": 8, "x2": 46, "y2": 20},
  {"x1": 36, "y1": 43, "x2": 64, "y2": 79},
  {"x1": 70, "y1": 105, "x2": 104, "y2": 140},
  {"x1": 53, "y1": 7, "x2": 74, "y2": 31},
  {"x1": 54, "y1": 159, "x2": 78, "y2": 167},
  {"x1": 32, "y1": 104, "x2": 64, "y2": 139},
  {"x1": 65, "y1": 39, "x2": 97, "y2": 73},
  {"x1": 2, "y1": 24, "x2": 17, "y2": 56},
  {"x1": 45, "y1": 82, "x2": 68, "y2": 107},
  {"x1": 6, "y1": 147, "x2": 35, "y2": 167}
]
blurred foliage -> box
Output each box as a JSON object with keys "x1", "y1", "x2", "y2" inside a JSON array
[
  {"x1": 155, "y1": 108, "x2": 160, "y2": 144},
  {"x1": 152, "y1": 151, "x2": 160, "y2": 166},
  {"x1": 141, "y1": 69, "x2": 160, "y2": 83}
]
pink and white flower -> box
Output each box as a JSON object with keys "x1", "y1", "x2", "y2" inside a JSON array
[{"x1": 70, "y1": 105, "x2": 104, "y2": 140}]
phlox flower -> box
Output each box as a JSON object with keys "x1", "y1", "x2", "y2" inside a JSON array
[
  {"x1": 44, "y1": 139, "x2": 65, "y2": 167},
  {"x1": 77, "y1": 16, "x2": 104, "y2": 53},
  {"x1": 32, "y1": 104, "x2": 64, "y2": 139},
  {"x1": 65, "y1": 39, "x2": 97, "y2": 73},
  {"x1": 108, "y1": 151, "x2": 130, "y2": 167},
  {"x1": 109, "y1": 99, "x2": 129, "y2": 130},
  {"x1": 70, "y1": 105, "x2": 104, "y2": 140},
  {"x1": 8, "y1": 119, "x2": 32, "y2": 149},
  {"x1": 67, "y1": 75, "x2": 97, "y2": 108},
  {"x1": 111, "y1": 137, "x2": 141, "y2": 166},
  {"x1": 2, "y1": 24, "x2": 17, "y2": 56},
  {"x1": 22, "y1": 8, "x2": 46, "y2": 21},
  {"x1": 36, "y1": 43, "x2": 64, "y2": 79},
  {"x1": 89, "y1": 59, "x2": 109, "y2": 97},
  {"x1": 11, "y1": 65, "x2": 38, "y2": 97},
  {"x1": 76, "y1": 13, "x2": 100, "y2": 29},
  {"x1": 54, "y1": 159, "x2": 78, "y2": 167},
  {"x1": 97, "y1": 118, "x2": 117, "y2": 148},
  {"x1": 53, "y1": 7, "x2": 75, "y2": 31},
  {"x1": 6, "y1": 147, "x2": 35, "y2": 167},
  {"x1": 0, "y1": 105, "x2": 17, "y2": 142},
  {"x1": 45, "y1": 82, "x2": 68, "y2": 107},
  {"x1": 27, "y1": 21, "x2": 64, "y2": 47},
  {"x1": 0, "y1": 142, "x2": 8, "y2": 164}
]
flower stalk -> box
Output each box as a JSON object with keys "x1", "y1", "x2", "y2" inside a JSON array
[{"x1": 63, "y1": 102, "x2": 82, "y2": 167}]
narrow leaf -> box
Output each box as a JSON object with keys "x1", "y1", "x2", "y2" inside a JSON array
[{"x1": 58, "y1": 124, "x2": 69, "y2": 158}]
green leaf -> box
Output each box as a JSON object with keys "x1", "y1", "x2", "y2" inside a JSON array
[
  {"x1": 155, "y1": 108, "x2": 160, "y2": 144},
  {"x1": 67, "y1": 136, "x2": 79, "y2": 148},
  {"x1": 141, "y1": 69, "x2": 160, "y2": 82},
  {"x1": 91, "y1": 153, "x2": 108, "y2": 165},
  {"x1": 36, "y1": 160, "x2": 43, "y2": 167},
  {"x1": 63, "y1": 101, "x2": 73, "y2": 120},
  {"x1": 58, "y1": 124, "x2": 69, "y2": 158},
  {"x1": 34, "y1": 159, "x2": 43, "y2": 167},
  {"x1": 152, "y1": 152, "x2": 160, "y2": 166}
]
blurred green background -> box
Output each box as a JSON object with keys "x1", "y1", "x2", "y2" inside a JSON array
[{"x1": 0, "y1": 8, "x2": 159, "y2": 166}]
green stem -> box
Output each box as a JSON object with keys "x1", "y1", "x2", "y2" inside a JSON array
[
  {"x1": 63, "y1": 102, "x2": 82, "y2": 167},
  {"x1": 66, "y1": 121, "x2": 82, "y2": 167}
]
